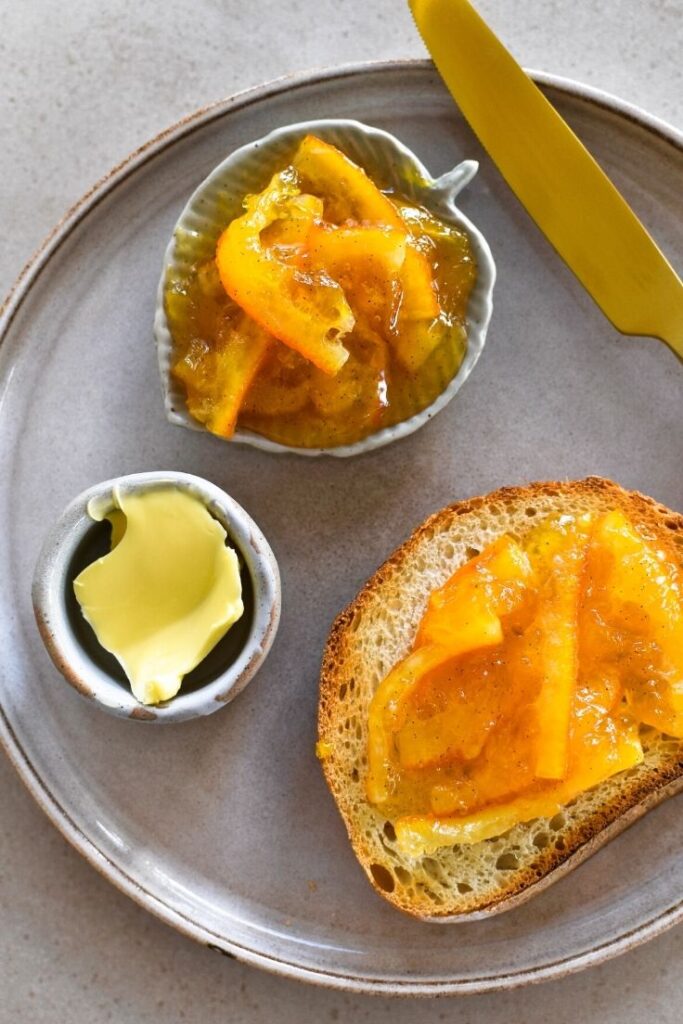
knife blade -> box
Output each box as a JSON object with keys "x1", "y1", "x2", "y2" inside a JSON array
[{"x1": 409, "y1": 0, "x2": 683, "y2": 360}]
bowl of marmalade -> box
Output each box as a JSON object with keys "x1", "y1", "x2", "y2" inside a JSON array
[{"x1": 155, "y1": 119, "x2": 496, "y2": 456}]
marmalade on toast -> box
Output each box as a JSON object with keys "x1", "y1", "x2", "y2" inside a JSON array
[{"x1": 366, "y1": 510, "x2": 683, "y2": 854}]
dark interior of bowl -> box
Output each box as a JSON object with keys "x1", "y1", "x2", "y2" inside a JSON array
[{"x1": 64, "y1": 517, "x2": 256, "y2": 699}]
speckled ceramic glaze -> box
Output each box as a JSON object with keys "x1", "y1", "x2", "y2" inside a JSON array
[
  {"x1": 154, "y1": 118, "x2": 496, "y2": 456},
  {"x1": 1, "y1": 64, "x2": 682, "y2": 995},
  {"x1": 32, "y1": 472, "x2": 281, "y2": 723}
]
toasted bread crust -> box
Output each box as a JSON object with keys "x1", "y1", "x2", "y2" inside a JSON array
[{"x1": 318, "y1": 478, "x2": 683, "y2": 919}]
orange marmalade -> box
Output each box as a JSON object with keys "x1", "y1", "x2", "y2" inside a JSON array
[
  {"x1": 366, "y1": 510, "x2": 683, "y2": 855},
  {"x1": 165, "y1": 135, "x2": 476, "y2": 448}
]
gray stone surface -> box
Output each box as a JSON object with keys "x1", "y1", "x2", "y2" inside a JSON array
[{"x1": 2, "y1": 0, "x2": 681, "y2": 1019}]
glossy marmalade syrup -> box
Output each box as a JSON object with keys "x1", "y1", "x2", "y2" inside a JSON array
[
  {"x1": 164, "y1": 145, "x2": 477, "y2": 449},
  {"x1": 366, "y1": 510, "x2": 683, "y2": 855}
]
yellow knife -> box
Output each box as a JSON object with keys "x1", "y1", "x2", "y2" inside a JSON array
[{"x1": 409, "y1": 0, "x2": 683, "y2": 361}]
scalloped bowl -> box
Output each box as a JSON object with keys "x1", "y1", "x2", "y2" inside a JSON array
[{"x1": 154, "y1": 119, "x2": 496, "y2": 457}]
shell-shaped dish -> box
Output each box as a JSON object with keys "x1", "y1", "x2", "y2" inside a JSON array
[{"x1": 154, "y1": 119, "x2": 496, "y2": 456}]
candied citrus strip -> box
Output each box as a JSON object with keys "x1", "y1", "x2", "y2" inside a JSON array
[
  {"x1": 308, "y1": 224, "x2": 407, "y2": 277},
  {"x1": 174, "y1": 315, "x2": 273, "y2": 438},
  {"x1": 399, "y1": 244, "x2": 440, "y2": 321},
  {"x1": 416, "y1": 536, "x2": 533, "y2": 649},
  {"x1": 208, "y1": 318, "x2": 273, "y2": 437},
  {"x1": 367, "y1": 646, "x2": 456, "y2": 805},
  {"x1": 391, "y1": 246, "x2": 443, "y2": 373},
  {"x1": 532, "y1": 594, "x2": 580, "y2": 779},
  {"x1": 417, "y1": 590, "x2": 503, "y2": 657},
  {"x1": 526, "y1": 517, "x2": 591, "y2": 780},
  {"x1": 592, "y1": 510, "x2": 683, "y2": 729},
  {"x1": 595, "y1": 510, "x2": 682, "y2": 640},
  {"x1": 215, "y1": 168, "x2": 353, "y2": 375},
  {"x1": 291, "y1": 134, "x2": 404, "y2": 227},
  {"x1": 367, "y1": 538, "x2": 532, "y2": 805},
  {"x1": 568, "y1": 712, "x2": 643, "y2": 796}
]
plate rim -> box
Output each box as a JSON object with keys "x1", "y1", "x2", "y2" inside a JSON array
[{"x1": 2, "y1": 59, "x2": 682, "y2": 996}]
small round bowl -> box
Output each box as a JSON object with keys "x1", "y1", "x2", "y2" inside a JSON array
[
  {"x1": 154, "y1": 118, "x2": 496, "y2": 457},
  {"x1": 32, "y1": 471, "x2": 281, "y2": 723}
]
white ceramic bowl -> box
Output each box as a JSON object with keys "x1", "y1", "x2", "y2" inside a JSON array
[
  {"x1": 32, "y1": 471, "x2": 281, "y2": 723},
  {"x1": 154, "y1": 118, "x2": 496, "y2": 456}
]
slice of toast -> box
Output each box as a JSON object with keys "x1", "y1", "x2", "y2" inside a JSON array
[{"x1": 318, "y1": 477, "x2": 683, "y2": 920}]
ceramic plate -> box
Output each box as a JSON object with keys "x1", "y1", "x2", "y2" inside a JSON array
[{"x1": 1, "y1": 62, "x2": 682, "y2": 996}]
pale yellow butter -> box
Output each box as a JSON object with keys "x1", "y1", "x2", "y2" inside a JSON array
[{"x1": 74, "y1": 486, "x2": 244, "y2": 705}]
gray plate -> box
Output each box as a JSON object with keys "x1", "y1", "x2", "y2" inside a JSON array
[{"x1": 1, "y1": 61, "x2": 682, "y2": 996}]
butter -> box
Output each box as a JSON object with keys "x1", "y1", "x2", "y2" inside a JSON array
[{"x1": 73, "y1": 486, "x2": 244, "y2": 705}]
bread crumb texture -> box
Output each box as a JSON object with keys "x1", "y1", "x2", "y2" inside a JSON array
[{"x1": 318, "y1": 477, "x2": 683, "y2": 918}]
